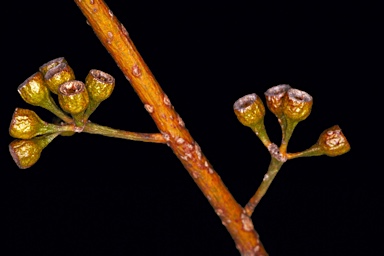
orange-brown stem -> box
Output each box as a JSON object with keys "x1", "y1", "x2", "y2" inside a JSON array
[{"x1": 74, "y1": 0, "x2": 267, "y2": 255}]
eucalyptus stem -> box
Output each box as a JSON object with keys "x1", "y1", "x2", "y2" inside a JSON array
[
  {"x1": 83, "y1": 100, "x2": 100, "y2": 121},
  {"x1": 42, "y1": 98, "x2": 74, "y2": 124},
  {"x1": 279, "y1": 119, "x2": 298, "y2": 154},
  {"x1": 251, "y1": 121, "x2": 271, "y2": 149},
  {"x1": 74, "y1": 1, "x2": 267, "y2": 255},
  {"x1": 83, "y1": 122, "x2": 166, "y2": 143},
  {"x1": 286, "y1": 146, "x2": 323, "y2": 160},
  {"x1": 245, "y1": 157, "x2": 284, "y2": 216}
]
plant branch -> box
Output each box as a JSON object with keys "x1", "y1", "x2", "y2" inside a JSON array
[
  {"x1": 245, "y1": 157, "x2": 284, "y2": 217},
  {"x1": 74, "y1": 0, "x2": 267, "y2": 255}
]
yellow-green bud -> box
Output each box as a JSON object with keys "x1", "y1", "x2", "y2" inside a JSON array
[
  {"x1": 18, "y1": 72, "x2": 51, "y2": 106},
  {"x1": 83, "y1": 69, "x2": 115, "y2": 120},
  {"x1": 234, "y1": 94, "x2": 271, "y2": 147},
  {"x1": 58, "y1": 81, "x2": 89, "y2": 129},
  {"x1": 58, "y1": 81, "x2": 89, "y2": 115},
  {"x1": 85, "y1": 69, "x2": 115, "y2": 102},
  {"x1": 233, "y1": 93, "x2": 265, "y2": 128},
  {"x1": 18, "y1": 73, "x2": 72, "y2": 123},
  {"x1": 11, "y1": 108, "x2": 53, "y2": 139},
  {"x1": 283, "y1": 88, "x2": 313, "y2": 122},
  {"x1": 44, "y1": 62, "x2": 75, "y2": 94},
  {"x1": 278, "y1": 88, "x2": 313, "y2": 152},
  {"x1": 9, "y1": 133, "x2": 59, "y2": 169},
  {"x1": 9, "y1": 108, "x2": 73, "y2": 139}
]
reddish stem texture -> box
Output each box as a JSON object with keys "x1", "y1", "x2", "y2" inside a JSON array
[{"x1": 74, "y1": 1, "x2": 267, "y2": 255}]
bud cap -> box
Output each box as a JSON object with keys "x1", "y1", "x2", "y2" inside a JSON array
[{"x1": 39, "y1": 57, "x2": 67, "y2": 76}]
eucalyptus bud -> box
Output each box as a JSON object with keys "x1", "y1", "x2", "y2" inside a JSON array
[
  {"x1": 9, "y1": 108, "x2": 73, "y2": 139},
  {"x1": 84, "y1": 69, "x2": 115, "y2": 120},
  {"x1": 316, "y1": 125, "x2": 350, "y2": 156},
  {"x1": 9, "y1": 133, "x2": 59, "y2": 169},
  {"x1": 287, "y1": 125, "x2": 350, "y2": 159},
  {"x1": 264, "y1": 84, "x2": 291, "y2": 118},
  {"x1": 58, "y1": 81, "x2": 89, "y2": 130},
  {"x1": 280, "y1": 88, "x2": 313, "y2": 152},
  {"x1": 44, "y1": 62, "x2": 75, "y2": 94},
  {"x1": 17, "y1": 72, "x2": 72, "y2": 123},
  {"x1": 234, "y1": 93, "x2": 271, "y2": 147},
  {"x1": 283, "y1": 89, "x2": 313, "y2": 122},
  {"x1": 265, "y1": 84, "x2": 291, "y2": 147}
]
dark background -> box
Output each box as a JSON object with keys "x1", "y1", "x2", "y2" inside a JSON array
[{"x1": 1, "y1": 1, "x2": 379, "y2": 255}]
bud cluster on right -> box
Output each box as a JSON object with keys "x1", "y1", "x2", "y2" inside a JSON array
[{"x1": 234, "y1": 84, "x2": 350, "y2": 160}]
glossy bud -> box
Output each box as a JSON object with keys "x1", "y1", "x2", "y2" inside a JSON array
[
  {"x1": 234, "y1": 93, "x2": 265, "y2": 127},
  {"x1": 278, "y1": 88, "x2": 313, "y2": 152},
  {"x1": 85, "y1": 69, "x2": 115, "y2": 102},
  {"x1": 283, "y1": 89, "x2": 313, "y2": 122},
  {"x1": 9, "y1": 108, "x2": 73, "y2": 139},
  {"x1": 84, "y1": 69, "x2": 115, "y2": 120},
  {"x1": 317, "y1": 125, "x2": 350, "y2": 156},
  {"x1": 264, "y1": 84, "x2": 291, "y2": 117},
  {"x1": 287, "y1": 125, "x2": 350, "y2": 159},
  {"x1": 18, "y1": 72, "x2": 51, "y2": 106},
  {"x1": 58, "y1": 81, "x2": 89, "y2": 129},
  {"x1": 9, "y1": 133, "x2": 59, "y2": 169},
  {"x1": 18, "y1": 73, "x2": 72, "y2": 123},
  {"x1": 44, "y1": 62, "x2": 75, "y2": 94},
  {"x1": 234, "y1": 94, "x2": 271, "y2": 147}
]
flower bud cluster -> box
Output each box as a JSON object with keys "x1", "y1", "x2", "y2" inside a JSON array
[
  {"x1": 234, "y1": 84, "x2": 349, "y2": 161},
  {"x1": 9, "y1": 58, "x2": 115, "y2": 169},
  {"x1": 264, "y1": 85, "x2": 313, "y2": 122}
]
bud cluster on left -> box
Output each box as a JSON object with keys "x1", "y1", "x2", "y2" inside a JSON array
[{"x1": 9, "y1": 57, "x2": 115, "y2": 169}]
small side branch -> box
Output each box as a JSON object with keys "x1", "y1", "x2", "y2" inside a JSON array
[
  {"x1": 83, "y1": 122, "x2": 166, "y2": 143},
  {"x1": 245, "y1": 157, "x2": 284, "y2": 217}
]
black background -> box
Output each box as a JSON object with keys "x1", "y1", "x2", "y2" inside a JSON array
[{"x1": 1, "y1": 1, "x2": 379, "y2": 255}]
